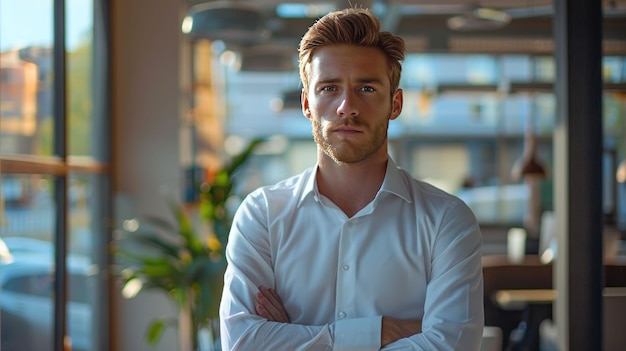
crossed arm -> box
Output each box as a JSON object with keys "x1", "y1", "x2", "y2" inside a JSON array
[{"x1": 255, "y1": 286, "x2": 423, "y2": 347}]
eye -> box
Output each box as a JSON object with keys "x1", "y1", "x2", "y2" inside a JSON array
[
  {"x1": 361, "y1": 86, "x2": 375, "y2": 92},
  {"x1": 320, "y1": 86, "x2": 336, "y2": 92}
]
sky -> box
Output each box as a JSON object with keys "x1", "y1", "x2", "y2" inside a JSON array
[{"x1": 0, "y1": 0, "x2": 93, "y2": 51}]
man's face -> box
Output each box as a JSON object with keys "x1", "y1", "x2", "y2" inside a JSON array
[{"x1": 302, "y1": 44, "x2": 403, "y2": 164}]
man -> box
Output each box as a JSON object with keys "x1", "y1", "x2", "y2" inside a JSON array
[{"x1": 219, "y1": 7, "x2": 484, "y2": 350}]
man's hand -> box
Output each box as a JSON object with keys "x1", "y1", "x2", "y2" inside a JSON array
[
  {"x1": 381, "y1": 316, "x2": 422, "y2": 347},
  {"x1": 255, "y1": 286, "x2": 291, "y2": 323},
  {"x1": 255, "y1": 287, "x2": 421, "y2": 346}
]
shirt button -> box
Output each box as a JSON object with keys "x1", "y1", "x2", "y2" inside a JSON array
[
  {"x1": 339, "y1": 311, "x2": 346, "y2": 318},
  {"x1": 342, "y1": 265, "x2": 349, "y2": 271}
]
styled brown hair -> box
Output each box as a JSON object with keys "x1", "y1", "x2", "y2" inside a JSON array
[{"x1": 298, "y1": 7, "x2": 405, "y2": 94}]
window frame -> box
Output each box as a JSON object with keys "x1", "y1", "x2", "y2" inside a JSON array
[{"x1": 0, "y1": 1, "x2": 111, "y2": 350}]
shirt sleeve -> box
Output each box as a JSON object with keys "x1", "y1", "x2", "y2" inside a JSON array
[
  {"x1": 219, "y1": 193, "x2": 383, "y2": 351},
  {"x1": 381, "y1": 201, "x2": 484, "y2": 351}
]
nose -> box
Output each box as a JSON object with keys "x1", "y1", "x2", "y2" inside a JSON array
[{"x1": 336, "y1": 91, "x2": 359, "y2": 118}]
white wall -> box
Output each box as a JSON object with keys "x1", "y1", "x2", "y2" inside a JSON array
[{"x1": 111, "y1": 0, "x2": 185, "y2": 350}]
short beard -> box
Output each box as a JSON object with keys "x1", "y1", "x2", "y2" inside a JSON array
[{"x1": 311, "y1": 117, "x2": 388, "y2": 164}]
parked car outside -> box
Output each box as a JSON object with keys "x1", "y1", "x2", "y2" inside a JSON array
[{"x1": 0, "y1": 249, "x2": 93, "y2": 351}]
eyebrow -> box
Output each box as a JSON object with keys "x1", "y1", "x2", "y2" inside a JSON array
[{"x1": 315, "y1": 77, "x2": 386, "y2": 86}]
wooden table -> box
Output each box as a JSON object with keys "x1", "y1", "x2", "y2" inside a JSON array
[{"x1": 494, "y1": 289, "x2": 557, "y2": 310}]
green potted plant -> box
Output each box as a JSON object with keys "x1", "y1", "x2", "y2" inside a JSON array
[{"x1": 113, "y1": 138, "x2": 263, "y2": 351}]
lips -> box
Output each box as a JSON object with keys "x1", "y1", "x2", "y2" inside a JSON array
[
  {"x1": 334, "y1": 126, "x2": 361, "y2": 133},
  {"x1": 332, "y1": 122, "x2": 363, "y2": 133}
]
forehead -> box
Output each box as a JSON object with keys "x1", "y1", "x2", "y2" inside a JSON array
[{"x1": 308, "y1": 45, "x2": 390, "y2": 83}]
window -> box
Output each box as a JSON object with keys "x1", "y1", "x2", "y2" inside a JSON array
[
  {"x1": 0, "y1": 1, "x2": 110, "y2": 351},
  {"x1": 207, "y1": 53, "x2": 625, "y2": 230},
  {"x1": 3, "y1": 273, "x2": 53, "y2": 297}
]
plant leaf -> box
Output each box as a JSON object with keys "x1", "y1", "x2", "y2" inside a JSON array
[
  {"x1": 226, "y1": 138, "x2": 264, "y2": 176},
  {"x1": 171, "y1": 203, "x2": 204, "y2": 253},
  {"x1": 206, "y1": 263, "x2": 227, "y2": 319},
  {"x1": 145, "y1": 319, "x2": 167, "y2": 347}
]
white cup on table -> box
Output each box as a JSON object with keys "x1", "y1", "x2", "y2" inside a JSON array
[{"x1": 507, "y1": 227, "x2": 527, "y2": 264}]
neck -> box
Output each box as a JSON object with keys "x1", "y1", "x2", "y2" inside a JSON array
[{"x1": 316, "y1": 153, "x2": 388, "y2": 217}]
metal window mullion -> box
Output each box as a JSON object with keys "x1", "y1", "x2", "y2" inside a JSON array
[
  {"x1": 92, "y1": 1, "x2": 112, "y2": 350},
  {"x1": 553, "y1": 0, "x2": 604, "y2": 349},
  {"x1": 53, "y1": 1, "x2": 69, "y2": 351}
]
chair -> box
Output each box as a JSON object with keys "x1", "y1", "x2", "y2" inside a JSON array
[
  {"x1": 481, "y1": 326, "x2": 503, "y2": 351},
  {"x1": 482, "y1": 255, "x2": 553, "y2": 350},
  {"x1": 603, "y1": 287, "x2": 626, "y2": 350},
  {"x1": 483, "y1": 256, "x2": 626, "y2": 351},
  {"x1": 539, "y1": 287, "x2": 626, "y2": 351}
]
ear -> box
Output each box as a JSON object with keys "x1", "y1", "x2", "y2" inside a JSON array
[
  {"x1": 389, "y1": 89, "x2": 403, "y2": 120},
  {"x1": 301, "y1": 89, "x2": 312, "y2": 119}
]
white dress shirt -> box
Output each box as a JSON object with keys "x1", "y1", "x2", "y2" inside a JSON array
[{"x1": 220, "y1": 158, "x2": 484, "y2": 350}]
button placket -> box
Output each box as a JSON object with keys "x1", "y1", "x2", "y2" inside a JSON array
[{"x1": 335, "y1": 219, "x2": 358, "y2": 320}]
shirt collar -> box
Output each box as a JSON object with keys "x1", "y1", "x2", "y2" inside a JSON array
[
  {"x1": 379, "y1": 157, "x2": 413, "y2": 203},
  {"x1": 297, "y1": 166, "x2": 319, "y2": 208},
  {"x1": 297, "y1": 157, "x2": 412, "y2": 208}
]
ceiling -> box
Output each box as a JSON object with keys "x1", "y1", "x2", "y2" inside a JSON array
[{"x1": 185, "y1": 0, "x2": 626, "y2": 71}]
